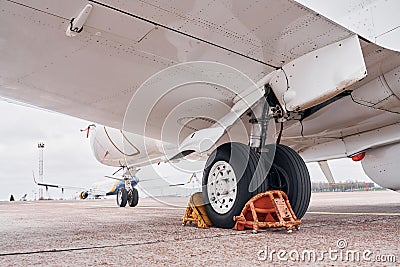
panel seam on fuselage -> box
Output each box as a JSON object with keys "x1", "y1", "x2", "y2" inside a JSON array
[{"x1": 88, "y1": 0, "x2": 279, "y2": 70}]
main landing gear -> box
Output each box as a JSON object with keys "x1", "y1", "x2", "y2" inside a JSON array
[{"x1": 202, "y1": 142, "x2": 311, "y2": 228}]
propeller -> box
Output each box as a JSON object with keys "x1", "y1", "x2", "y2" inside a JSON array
[
  {"x1": 112, "y1": 161, "x2": 126, "y2": 176},
  {"x1": 111, "y1": 160, "x2": 140, "y2": 175},
  {"x1": 105, "y1": 175, "x2": 125, "y2": 182}
]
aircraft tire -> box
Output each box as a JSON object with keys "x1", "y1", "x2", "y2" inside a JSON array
[
  {"x1": 260, "y1": 144, "x2": 311, "y2": 219},
  {"x1": 202, "y1": 142, "x2": 266, "y2": 229},
  {"x1": 128, "y1": 188, "x2": 139, "y2": 207},
  {"x1": 117, "y1": 188, "x2": 128, "y2": 207}
]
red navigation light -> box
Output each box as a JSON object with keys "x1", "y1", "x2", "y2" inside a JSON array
[{"x1": 351, "y1": 152, "x2": 366, "y2": 161}]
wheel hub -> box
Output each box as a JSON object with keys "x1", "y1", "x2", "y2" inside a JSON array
[{"x1": 207, "y1": 161, "x2": 237, "y2": 214}]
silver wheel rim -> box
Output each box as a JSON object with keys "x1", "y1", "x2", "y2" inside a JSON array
[
  {"x1": 117, "y1": 190, "x2": 122, "y2": 204},
  {"x1": 207, "y1": 161, "x2": 238, "y2": 214}
]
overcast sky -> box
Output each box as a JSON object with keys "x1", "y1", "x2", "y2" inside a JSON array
[
  {"x1": 0, "y1": 99, "x2": 371, "y2": 201},
  {"x1": 0, "y1": 99, "x2": 115, "y2": 200}
]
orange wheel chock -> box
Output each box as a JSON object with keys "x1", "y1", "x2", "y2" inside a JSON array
[{"x1": 233, "y1": 190, "x2": 301, "y2": 233}]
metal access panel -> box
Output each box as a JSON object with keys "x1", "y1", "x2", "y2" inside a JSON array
[{"x1": 270, "y1": 35, "x2": 367, "y2": 112}]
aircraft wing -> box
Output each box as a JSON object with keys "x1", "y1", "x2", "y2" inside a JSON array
[
  {"x1": 0, "y1": 0, "x2": 354, "y2": 131},
  {"x1": 104, "y1": 175, "x2": 160, "y2": 183},
  {"x1": 33, "y1": 172, "x2": 114, "y2": 198},
  {"x1": 104, "y1": 176, "x2": 125, "y2": 182},
  {"x1": 32, "y1": 172, "x2": 85, "y2": 191},
  {"x1": 2, "y1": 0, "x2": 400, "y2": 168}
]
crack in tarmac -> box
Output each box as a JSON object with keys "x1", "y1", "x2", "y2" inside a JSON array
[
  {"x1": 2, "y1": 216, "x2": 385, "y2": 257},
  {"x1": 0, "y1": 231, "x2": 249, "y2": 257}
]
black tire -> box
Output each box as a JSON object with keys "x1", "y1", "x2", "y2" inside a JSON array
[
  {"x1": 117, "y1": 188, "x2": 128, "y2": 207},
  {"x1": 128, "y1": 188, "x2": 139, "y2": 207},
  {"x1": 259, "y1": 144, "x2": 311, "y2": 219},
  {"x1": 202, "y1": 142, "x2": 265, "y2": 229}
]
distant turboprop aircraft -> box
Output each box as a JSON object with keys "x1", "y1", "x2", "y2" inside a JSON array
[
  {"x1": 33, "y1": 171, "x2": 126, "y2": 200},
  {"x1": 33, "y1": 170, "x2": 193, "y2": 206}
]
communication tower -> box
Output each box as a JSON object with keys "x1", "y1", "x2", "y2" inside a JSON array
[{"x1": 38, "y1": 142, "x2": 45, "y2": 200}]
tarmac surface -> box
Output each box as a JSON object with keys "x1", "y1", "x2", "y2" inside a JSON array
[{"x1": 0, "y1": 190, "x2": 399, "y2": 266}]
